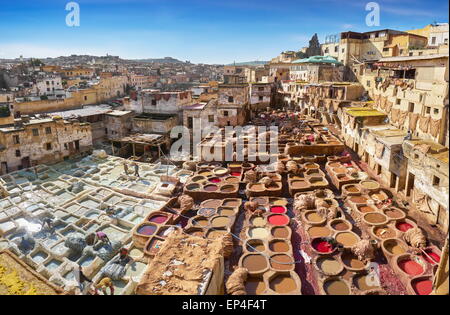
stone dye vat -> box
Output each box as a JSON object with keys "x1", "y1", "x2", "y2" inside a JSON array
[
  {"x1": 381, "y1": 238, "x2": 409, "y2": 261},
  {"x1": 239, "y1": 253, "x2": 270, "y2": 275},
  {"x1": 340, "y1": 250, "x2": 368, "y2": 272},
  {"x1": 314, "y1": 256, "x2": 344, "y2": 276},
  {"x1": 334, "y1": 231, "x2": 360, "y2": 249},
  {"x1": 266, "y1": 271, "x2": 301, "y2": 295},
  {"x1": 321, "y1": 277, "x2": 351, "y2": 295}
]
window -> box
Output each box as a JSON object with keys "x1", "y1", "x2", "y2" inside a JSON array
[
  {"x1": 84, "y1": 96, "x2": 88, "y2": 101},
  {"x1": 431, "y1": 37, "x2": 436, "y2": 45},
  {"x1": 396, "y1": 99, "x2": 401, "y2": 105},
  {"x1": 32, "y1": 129, "x2": 39, "y2": 136},
  {"x1": 341, "y1": 48, "x2": 345, "y2": 53},
  {"x1": 13, "y1": 135, "x2": 20, "y2": 144},
  {"x1": 64, "y1": 143, "x2": 68, "y2": 150},
  {"x1": 228, "y1": 96, "x2": 234, "y2": 103},
  {"x1": 46, "y1": 143, "x2": 52, "y2": 150},
  {"x1": 425, "y1": 107, "x2": 431, "y2": 114},
  {"x1": 383, "y1": 48, "x2": 389, "y2": 52},
  {"x1": 434, "y1": 108, "x2": 440, "y2": 115},
  {"x1": 151, "y1": 100, "x2": 157, "y2": 106},
  {"x1": 325, "y1": 48, "x2": 329, "y2": 53},
  {"x1": 258, "y1": 87, "x2": 264, "y2": 91},
  {"x1": 187, "y1": 117, "x2": 193, "y2": 129},
  {"x1": 259, "y1": 96, "x2": 264, "y2": 101},
  {"x1": 335, "y1": 46, "x2": 338, "y2": 52},
  {"x1": 45, "y1": 127, "x2": 52, "y2": 134},
  {"x1": 408, "y1": 102, "x2": 415, "y2": 113},
  {"x1": 15, "y1": 150, "x2": 21, "y2": 157},
  {"x1": 223, "y1": 111, "x2": 229, "y2": 117},
  {"x1": 433, "y1": 175, "x2": 440, "y2": 187},
  {"x1": 208, "y1": 115, "x2": 214, "y2": 123}
]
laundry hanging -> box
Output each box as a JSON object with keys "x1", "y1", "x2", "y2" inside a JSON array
[
  {"x1": 418, "y1": 116, "x2": 431, "y2": 133},
  {"x1": 429, "y1": 118, "x2": 441, "y2": 138},
  {"x1": 398, "y1": 111, "x2": 408, "y2": 127},
  {"x1": 408, "y1": 113, "x2": 420, "y2": 131},
  {"x1": 391, "y1": 108, "x2": 400, "y2": 123}
]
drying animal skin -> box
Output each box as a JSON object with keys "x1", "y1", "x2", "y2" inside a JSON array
[
  {"x1": 0, "y1": 184, "x2": 8, "y2": 198},
  {"x1": 293, "y1": 194, "x2": 315, "y2": 212},
  {"x1": 286, "y1": 161, "x2": 298, "y2": 173},
  {"x1": 178, "y1": 195, "x2": 194, "y2": 213},
  {"x1": 243, "y1": 170, "x2": 257, "y2": 184},
  {"x1": 259, "y1": 176, "x2": 275, "y2": 188},
  {"x1": 182, "y1": 161, "x2": 197, "y2": 171},
  {"x1": 225, "y1": 267, "x2": 248, "y2": 295},
  {"x1": 244, "y1": 201, "x2": 258, "y2": 212},
  {"x1": 403, "y1": 228, "x2": 427, "y2": 248},
  {"x1": 351, "y1": 239, "x2": 376, "y2": 262},
  {"x1": 319, "y1": 206, "x2": 338, "y2": 221},
  {"x1": 221, "y1": 233, "x2": 234, "y2": 258}
]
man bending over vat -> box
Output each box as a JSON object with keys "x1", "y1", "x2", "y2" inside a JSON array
[{"x1": 94, "y1": 277, "x2": 115, "y2": 295}]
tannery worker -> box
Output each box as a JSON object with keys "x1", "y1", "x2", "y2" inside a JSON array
[
  {"x1": 123, "y1": 162, "x2": 129, "y2": 175},
  {"x1": 134, "y1": 163, "x2": 140, "y2": 177},
  {"x1": 96, "y1": 231, "x2": 111, "y2": 245},
  {"x1": 95, "y1": 277, "x2": 115, "y2": 295}
]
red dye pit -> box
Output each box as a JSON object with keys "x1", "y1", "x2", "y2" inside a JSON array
[
  {"x1": 398, "y1": 259, "x2": 424, "y2": 276},
  {"x1": 209, "y1": 178, "x2": 221, "y2": 183},
  {"x1": 268, "y1": 215, "x2": 289, "y2": 226},
  {"x1": 312, "y1": 239, "x2": 333, "y2": 253},
  {"x1": 423, "y1": 250, "x2": 441, "y2": 264},
  {"x1": 149, "y1": 215, "x2": 168, "y2": 224},
  {"x1": 270, "y1": 206, "x2": 286, "y2": 214},
  {"x1": 413, "y1": 279, "x2": 432, "y2": 295},
  {"x1": 231, "y1": 172, "x2": 242, "y2": 177},
  {"x1": 396, "y1": 222, "x2": 413, "y2": 232}
]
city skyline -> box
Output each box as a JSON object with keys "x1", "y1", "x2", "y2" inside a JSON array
[{"x1": 0, "y1": 0, "x2": 448, "y2": 64}]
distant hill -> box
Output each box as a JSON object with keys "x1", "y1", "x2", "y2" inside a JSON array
[
  {"x1": 227, "y1": 61, "x2": 268, "y2": 66},
  {"x1": 131, "y1": 57, "x2": 184, "y2": 64}
]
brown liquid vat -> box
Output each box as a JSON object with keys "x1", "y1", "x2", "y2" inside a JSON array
[
  {"x1": 189, "y1": 215, "x2": 210, "y2": 228},
  {"x1": 143, "y1": 236, "x2": 165, "y2": 257},
  {"x1": 307, "y1": 225, "x2": 332, "y2": 239},
  {"x1": 356, "y1": 204, "x2": 378, "y2": 214},
  {"x1": 363, "y1": 212, "x2": 389, "y2": 226},
  {"x1": 348, "y1": 195, "x2": 369, "y2": 204},
  {"x1": 370, "y1": 190, "x2": 389, "y2": 202},
  {"x1": 217, "y1": 207, "x2": 236, "y2": 217},
  {"x1": 266, "y1": 271, "x2": 302, "y2": 295},
  {"x1": 370, "y1": 225, "x2": 398, "y2": 241},
  {"x1": 340, "y1": 251, "x2": 369, "y2": 272},
  {"x1": 302, "y1": 210, "x2": 326, "y2": 226},
  {"x1": 334, "y1": 231, "x2": 361, "y2": 248},
  {"x1": 271, "y1": 226, "x2": 292, "y2": 240},
  {"x1": 321, "y1": 277, "x2": 351, "y2": 295},
  {"x1": 209, "y1": 215, "x2": 232, "y2": 228},
  {"x1": 185, "y1": 227, "x2": 205, "y2": 238},
  {"x1": 360, "y1": 180, "x2": 380, "y2": 191},
  {"x1": 328, "y1": 219, "x2": 352, "y2": 232},
  {"x1": 249, "y1": 215, "x2": 267, "y2": 227},
  {"x1": 352, "y1": 272, "x2": 381, "y2": 292},
  {"x1": 239, "y1": 253, "x2": 270, "y2": 276},
  {"x1": 381, "y1": 238, "x2": 409, "y2": 261},
  {"x1": 205, "y1": 228, "x2": 228, "y2": 240},
  {"x1": 383, "y1": 207, "x2": 406, "y2": 221},
  {"x1": 244, "y1": 239, "x2": 267, "y2": 253},
  {"x1": 201, "y1": 199, "x2": 222, "y2": 208},
  {"x1": 342, "y1": 184, "x2": 361, "y2": 195},
  {"x1": 269, "y1": 239, "x2": 291, "y2": 253},
  {"x1": 314, "y1": 256, "x2": 344, "y2": 276},
  {"x1": 270, "y1": 254, "x2": 295, "y2": 272},
  {"x1": 220, "y1": 184, "x2": 238, "y2": 193},
  {"x1": 222, "y1": 198, "x2": 242, "y2": 208},
  {"x1": 245, "y1": 276, "x2": 267, "y2": 295}
]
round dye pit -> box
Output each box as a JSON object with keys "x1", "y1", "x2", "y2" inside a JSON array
[
  {"x1": 360, "y1": 180, "x2": 380, "y2": 190},
  {"x1": 204, "y1": 185, "x2": 218, "y2": 192},
  {"x1": 398, "y1": 258, "x2": 424, "y2": 276},
  {"x1": 148, "y1": 215, "x2": 168, "y2": 224},
  {"x1": 341, "y1": 252, "x2": 366, "y2": 270},
  {"x1": 198, "y1": 171, "x2": 212, "y2": 177},
  {"x1": 192, "y1": 217, "x2": 209, "y2": 227},
  {"x1": 269, "y1": 274, "x2": 297, "y2": 294},
  {"x1": 246, "y1": 240, "x2": 265, "y2": 253},
  {"x1": 210, "y1": 216, "x2": 230, "y2": 228},
  {"x1": 422, "y1": 249, "x2": 441, "y2": 264},
  {"x1": 364, "y1": 213, "x2": 388, "y2": 225},
  {"x1": 220, "y1": 185, "x2": 236, "y2": 193},
  {"x1": 250, "y1": 216, "x2": 266, "y2": 227},
  {"x1": 186, "y1": 184, "x2": 200, "y2": 191},
  {"x1": 270, "y1": 254, "x2": 295, "y2": 271},
  {"x1": 316, "y1": 257, "x2": 343, "y2": 275},
  {"x1": 252, "y1": 197, "x2": 267, "y2": 205},
  {"x1": 308, "y1": 226, "x2": 332, "y2": 238},
  {"x1": 330, "y1": 220, "x2": 350, "y2": 232},
  {"x1": 241, "y1": 254, "x2": 269, "y2": 273},
  {"x1": 383, "y1": 239, "x2": 407, "y2": 256},
  {"x1": 191, "y1": 176, "x2": 207, "y2": 183},
  {"x1": 198, "y1": 208, "x2": 216, "y2": 217},
  {"x1": 411, "y1": 278, "x2": 432, "y2": 295},
  {"x1": 305, "y1": 211, "x2": 325, "y2": 224},
  {"x1": 272, "y1": 199, "x2": 287, "y2": 206},
  {"x1": 358, "y1": 205, "x2": 376, "y2": 213},
  {"x1": 384, "y1": 208, "x2": 405, "y2": 220},
  {"x1": 323, "y1": 279, "x2": 350, "y2": 295},
  {"x1": 230, "y1": 172, "x2": 242, "y2": 177},
  {"x1": 208, "y1": 177, "x2": 221, "y2": 183},
  {"x1": 225, "y1": 177, "x2": 240, "y2": 184},
  {"x1": 396, "y1": 221, "x2": 414, "y2": 232},
  {"x1": 270, "y1": 206, "x2": 286, "y2": 214},
  {"x1": 353, "y1": 274, "x2": 380, "y2": 291},
  {"x1": 202, "y1": 200, "x2": 222, "y2": 208},
  {"x1": 218, "y1": 208, "x2": 235, "y2": 217},
  {"x1": 268, "y1": 214, "x2": 289, "y2": 226},
  {"x1": 213, "y1": 168, "x2": 228, "y2": 176},
  {"x1": 269, "y1": 240, "x2": 290, "y2": 253},
  {"x1": 245, "y1": 277, "x2": 266, "y2": 295},
  {"x1": 333, "y1": 167, "x2": 347, "y2": 174},
  {"x1": 271, "y1": 226, "x2": 290, "y2": 239},
  {"x1": 311, "y1": 238, "x2": 334, "y2": 254},
  {"x1": 249, "y1": 227, "x2": 269, "y2": 239},
  {"x1": 137, "y1": 224, "x2": 157, "y2": 236},
  {"x1": 371, "y1": 192, "x2": 388, "y2": 201},
  {"x1": 291, "y1": 180, "x2": 309, "y2": 189},
  {"x1": 250, "y1": 183, "x2": 265, "y2": 191},
  {"x1": 335, "y1": 232, "x2": 360, "y2": 248},
  {"x1": 349, "y1": 196, "x2": 368, "y2": 204},
  {"x1": 373, "y1": 226, "x2": 397, "y2": 239},
  {"x1": 344, "y1": 185, "x2": 360, "y2": 193}
]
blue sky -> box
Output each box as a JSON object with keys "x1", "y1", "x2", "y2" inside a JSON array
[{"x1": 0, "y1": 0, "x2": 448, "y2": 64}]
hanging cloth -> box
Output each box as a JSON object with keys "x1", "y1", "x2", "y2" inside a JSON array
[
  {"x1": 408, "y1": 113, "x2": 420, "y2": 131},
  {"x1": 418, "y1": 116, "x2": 430, "y2": 133},
  {"x1": 429, "y1": 118, "x2": 441, "y2": 138}
]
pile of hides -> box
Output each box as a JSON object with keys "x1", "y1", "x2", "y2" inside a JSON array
[
  {"x1": 259, "y1": 176, "x2": 275, "y2": 188},
  {"x1": 276, "y1": 162, "x2": 286, "y2": 173},
  {"x1": 243, "y1": 170, "x2": 257, "y2": 184},
  {"x1": 221, "y1": 233, "x2": 234, "y2": 258},
  {"x1": 403, "y1": 228, "x2": 427, "y2": 248},
  {"x1": 351, "y1": 239, "x2": 376, "y2": 262},
  {"x1": 225, "y1": 268, "x2": 248, "y2": 295},
  {"x1": 293, "y1": 194, "x2": 315, "y2": 212},
  {"x1": 286, "y1": 161, "x2": 299, "y2": 173},
  {"x1": 178, "y1": 195, "x2": 194, "y2": 212},
  {"x1": 244, "y1": 201, "x2": 258, "y2": 212},
  {"x1": 65, "y1": 233, "x2": 87, "y2": 253}
]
